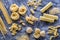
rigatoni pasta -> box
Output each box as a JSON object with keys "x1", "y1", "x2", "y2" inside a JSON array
[
  {"x1": 43, "y1": 13, "x2": 58, "y2": 20},
  {"x1": 40, "y1": 16, "x2": 54, "y2": 23},
  {"x1": 40, "y1": 2, "x2": 53, "y2": 13},
  {"x1": 0, "y1": 1, "x2": 12, "y2": 24}
]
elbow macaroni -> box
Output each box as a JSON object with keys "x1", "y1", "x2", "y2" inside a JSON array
[{"x1": 40, "y1": 2, "x2": 53, "y2": 13}]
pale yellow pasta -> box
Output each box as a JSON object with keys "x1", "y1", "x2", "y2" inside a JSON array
[
  {"x1": 17, "y1": 34, "x2": 29, "y2": 40},
  {"x1": 0, "y1": 17, "x2": 7, "y2": 34},
  {"x1": 33, "y1": 28, "x2": 40, "y2": 38},
  {"x1": 0, "y1": 1, "x2": 12, "y2": 24},
  {"x1": 10, "y1": 4, "x2": 18, "y2": 12},
  {"x1": 30, "y1": 8, "x2": 35, "y2": 14},
  {"x1": 9, "y1": 23, "x2": 21, "y2": 35},
  {"x1": 40, "y1": 16, "x2": 54, "y2": 23},
  {"x1": 18, "y1": 5, "x2": 27, "y2": 15},
  {"x1": 50, "y1": 36, "x2": 54, "y2": 40},
  {"x1": 40, "y1": 31, "x2": 46, "y2": 37},
  {"x1": 43, "y1": 13, "x2": 58, "y2": 20},
  {"x1": 40, "y1": 2, "x2": 53, "y2": 13},
  {"x1": 26, "y1": 27, "x2": 33, "y2": 33},
  {"x1": 49, "y1": 7, "x2": 60, "y2": 14},
  {"x1": 11, "y1": 12, "x2": 20, "y2": 20}
]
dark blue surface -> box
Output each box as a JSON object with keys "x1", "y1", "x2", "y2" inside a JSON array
[{"x1": 0, "y1": 0, "x2": 60, "y2": 40}]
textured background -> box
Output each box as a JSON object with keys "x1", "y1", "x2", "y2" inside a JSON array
[{"x1": 0, "y1": 0, "x2": 60, "y2": 40}]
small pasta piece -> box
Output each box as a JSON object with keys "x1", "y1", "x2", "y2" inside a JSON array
[
  {"x1": 9, "y1": 23, "x2": 21, "y2": 35},
  {"x1": 30, "y1": 8, "x2": 35, "y2": 14},
  {"x1": 43, "y1": 13, "x2": 58, "y2": 20},
  {"x1": 40, "y1": 2, "x2": 53, "y2": 13},
  {"x1": 18, "y1": 5, "x2": 27, "y2": 15},
  {"x1": 26, "y1": 27, "x2": 33, "y2": 33},
  {"x1": 33, "y1": 33, "x2": 40, "y2": 38},
  {"x1": 11, "y1": 31, "x2": 17, "y2": 35},
  {"x1": 11, "y1": 12, "x2": 20, "y2": 20},
  {"x1": 50, "y1": 36, "x2": 54, "y2": 40},
  {"x1": 10, "y1": 4, "x2": 18, "y2": 12},
  {"x1": 17, "y1": 34, "x2": 29, "y2": 40},
  {"x1": 40, "y1": 31, "x2": 46, "y2": 37},
  {"x1": 40, "y1": 16, "x2": 54, "y2": 23},
  {"x1": 35, "y1": 28, "x2": 41, "y2": 33},
  {"x1": 33, "y1": 28, "x2": 40, "y2": 38},
  {"x1": 22, "y1": 23, "x2": 26, "y2": 26},
  {"x1": 49, "y1": 7, "x2": 60, "y2": 14}
]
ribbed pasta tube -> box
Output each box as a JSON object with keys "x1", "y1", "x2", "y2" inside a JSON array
[{"x1": 40, "y1": 2, "x2": 53, "y2": 13}]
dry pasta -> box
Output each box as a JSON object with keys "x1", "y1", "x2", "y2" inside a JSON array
[
  {"x1": 40, "y1": 16, "x2": 54, "y2": 23},
  {"x1": 40, "y1": 2, "x2": 53, "y2": 13},
  {"x1": 0, "y1": 17, "x2": 7, "y2": 34},
  {"x1": 10, "y1": 4, "x2": 18, "y2": 12},
  {"x1": 18, "y1": 5, "x2": 27, "y2": 15},
  {"x1": 43, "y1": 13, "x2": 58, "y2": 20},
  {"x1": 30, "y1": 8, "x2": 35, "y2": 14},
  {"x1": 11, "y1": 12, "x2": 20, "y2": 20},
  {"x1": 26, "y1": 27, "x2": 33, "y2": 33},
  {"x1": 49, "y1": 7, "x2": 60, "y2": 14},
  {"x1": 0, "y1": 1, "x2": 12, "y2": 24},
  {"x1": 17, "y1": 34, "x2": 29, "y2": 40}
]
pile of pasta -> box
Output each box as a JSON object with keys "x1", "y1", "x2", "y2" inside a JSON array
[{"x1": 0, "y1": 0, "x2": 60, "y2": 40}]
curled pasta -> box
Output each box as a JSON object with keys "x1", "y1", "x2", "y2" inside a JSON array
[
  {"x1": 10, "y1": 4, "x2": 18, "y2": 12},
  {"x1": 11, "y1": 12, "x2": 20, "y2": 20},
  {"x1": 49, "y1": 7, "x2": 60, "y2": 14},
  {"x1": 18, "y1": 5, "x2": 27, "y2": 15}
]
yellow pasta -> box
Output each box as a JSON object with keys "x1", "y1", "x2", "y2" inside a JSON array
[
  {"x1": 0, "y1": 1, "x2": 12, "y2": 24},
  {"x1": 11, "y1": 12, "x2": 20, "y2": 20},
  {"x1": 10, "y1": 4, "x2": 18, "y2": 12},
  {"x1": 50, "y1": 36, "x2": 54, "y2": 40},
  {"x1": 49, "y1": 7, "x2": 60, "y2": 14},
  {"x1": 43, "y1": 13, "x2": 58, "y2": 20},
  {"x1": 0, "y1": 17, "x2": 7, "y2": 34},
  {"x1": 40, "y1": 16, "x2": 54, "y2": 23},
  {"x1": 18, "y1": 5, "x2": 27, "y2": 15},
  {"x1": 40, "y1": 2, "x2": 53, "y2": 13},
  {"x1": 30, "y1": 8, "x2": 35, "y2": 14},
  {"x1": 17, "y1": 34, "x2": 29, "y2": 40}
]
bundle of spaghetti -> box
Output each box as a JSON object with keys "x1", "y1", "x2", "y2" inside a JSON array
[
  {"x1": 0, "y1": 17, "x2": 7, "y2": 34},
  {"x1": 0, "y1": 1, "x2": 12, "y2": 24}
]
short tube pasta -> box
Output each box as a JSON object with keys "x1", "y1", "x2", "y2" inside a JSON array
[
  {"x1": 43, "y1": 13, "x2": 58, "y2": 20},
  {"x1": 40, "y1": 16, "x2": 54, "y2": 23},
  {"x1": 40, "y1": 2, "x2": 53, "y2": 13}
]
